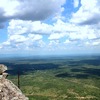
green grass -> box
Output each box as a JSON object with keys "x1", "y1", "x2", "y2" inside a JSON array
[{"x1": 7, "y1": 57, "x2": 100, "y2": 100}]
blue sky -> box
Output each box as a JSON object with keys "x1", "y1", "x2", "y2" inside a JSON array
[{"x1": 0, "y1": 0, "x2": 100, "y2": 56}]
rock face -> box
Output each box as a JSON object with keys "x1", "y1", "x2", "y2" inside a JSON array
[
  {"x1": 0, "y1": 64, "x2": 7, "y2": 74},
  {"x1": 0, "y1": 64, "x2": 29, "y2": 100}
]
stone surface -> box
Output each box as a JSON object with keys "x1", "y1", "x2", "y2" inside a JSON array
[
  {"x1": 0, "y1": 64, "x2": 7, "y2": 74},
  {"x1": 0, "y1": 64, "x2": 29, "y2": 100}
]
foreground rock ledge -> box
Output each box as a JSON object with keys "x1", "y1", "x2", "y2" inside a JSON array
[{"x1": 0, "y1": 64, "x2": 29, "y2": 100}]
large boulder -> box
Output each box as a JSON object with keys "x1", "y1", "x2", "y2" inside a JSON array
[
  {"x1": 0, "y1": 64, "x2": 7, "y2": 74},
  {"x1": 0, "y1": 64, "x2": 29, "y2": 100},
  {"x1": 0, "y1": 79, "x2": 29, "y2": 100}
]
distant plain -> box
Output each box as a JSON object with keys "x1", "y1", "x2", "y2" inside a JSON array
[{"x1": 0, "y1": 55, "x2": 100, "y2": 100}]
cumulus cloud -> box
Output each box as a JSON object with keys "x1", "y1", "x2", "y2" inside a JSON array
[
  {"x1": 71, "y1": 0, "x2": 100, "y2": 25},
  {"x1": 48, "y1": 33, "x2": 66, "y2": 40},
  {"x1": 0, "y1": 0, "x2": 100, "y2": 54},
  {"x1": 69, "y1": 27, "x2": 97, "y2": 40},
  {"x1": 79, "y1": 14, "x2": 100, "y2": 25},
  {"x1": 8, "y1": 19, "x2": 76, "y2": 37},
  {"x1": 64, "y1": 40, "x2": 71, "y2": 44},
  {"x1": 2, "y1": 18, "x2": 99, "y2": 51},
  {"x1": 0, "y1": 0, "x2": 65, "y2": 23},
  {"x1": 9, "y1": 35, "x2": 27, "y2": 43},
  {"x1": 85, "y1": 38, "x2": 100, "y2": 46},
  {"x1": 0, "y1": 34, "x2": 43, "y2": 50},
  {"x1": 8, "y1": 19, "x2": 53, "y2": 35},
  {"x1": 74, "y1": 0, "x2": 79, "y2": 8}
]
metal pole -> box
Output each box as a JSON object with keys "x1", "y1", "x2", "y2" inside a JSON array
[{"x1": 18, "y1": 70, "x2": 20, "y2": 89}]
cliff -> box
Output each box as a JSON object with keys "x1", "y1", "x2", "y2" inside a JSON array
[{"x1": 0, "y1": 64, "x2": 29, "y2": 100}]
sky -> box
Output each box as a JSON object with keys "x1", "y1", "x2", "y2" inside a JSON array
[{"x1": 0, "y1": 0, "x2": 100, "y2": 56}]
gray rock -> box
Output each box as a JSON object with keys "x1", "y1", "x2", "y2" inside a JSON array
[
  {"x1": 0, "y1": 64, "x2": 29, "y2": 100},
  {"x1": 0, "y1": 79, "x2": 29, "y2": 100},
  {"x1": 3, "y1": 73, "x2": 8, "y2": 79},
  {"x1": 0, "y1": 64, "x2": 7, "y2": 74}
]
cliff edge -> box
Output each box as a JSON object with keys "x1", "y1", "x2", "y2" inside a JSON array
[{"x1": 0, "y1": 64, "x2": 29, "y2": 100}]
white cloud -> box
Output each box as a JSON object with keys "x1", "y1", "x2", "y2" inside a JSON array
[
  {"x1": 48, "y1": 40, "x2": 60, "y2": 51},
  {"x1": 28, "y1": 34, "x2": 42, "y2": 41},
  {"x1": 0, "y1": 0, "x2": 19, "y2": 16},
  {"x1": 71, "y1": 0, "x2": 100, "y2": 25},
  {"x1": 69, "y1": 28, "x2": 97, "y2": 40},
  {"x1": 0, "y1": 0, "x2": 66, "y2": 24},
  {"x1": 8, "y1": 20, "x2": 30, "y2": 35},
  {"x1": 3, "y1": 18, "x2": 99, "y2": 52},
  {"x1": 85, "y1": 39, "x2": 100, "y2": 46},
  {"x1": 91, "y1": 38, "x2": 100, "y2": 46},
  {"x1": 48, "y1": 33, "x2": 66, "y2": 40},
  {"x1": 0, "y1": 0, "x2": 100, "y2": 55},
  {"x1": 74, "y1": 0, "x2": 79, "y2": 8},
  {"x1": 53, "y1": 20, "x2": 71, "y2": 32},
  {"x1": 0, "y1": 32, "x2": 43, "y2": 50},
  {"x1": 8, "y1": 20, "x2": 53, "y2": 35},
  {"x1": 92, "y1": 41, "x2": 100, "y2": 46},
  {"x1": 64, "y1": 40, "x2": 70, "y2": 44}
]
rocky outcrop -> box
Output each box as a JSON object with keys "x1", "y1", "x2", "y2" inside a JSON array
[
  {"x1": 0, "y1": 64, "x2": 7, "y2": 74},
  {"x1": 0, "y1": 64, "x2": 29, "y2": 100}
]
